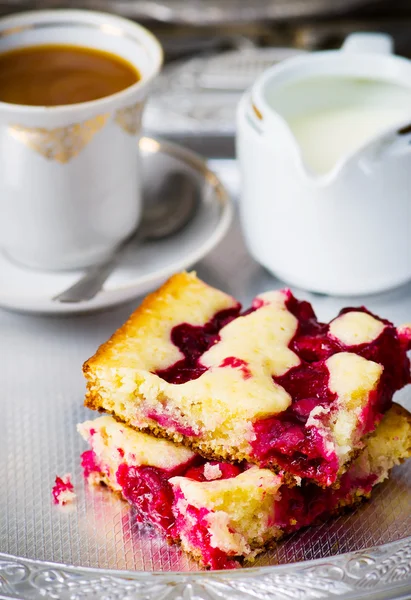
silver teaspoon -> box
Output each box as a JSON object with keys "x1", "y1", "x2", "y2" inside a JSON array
[{"x1": 53, "y1": 171, "x2": 198, "y2": 303}]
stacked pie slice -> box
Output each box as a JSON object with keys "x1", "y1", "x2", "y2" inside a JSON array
[{"x1": 78, "y1": 272, "x2": 411, "y2": 569}]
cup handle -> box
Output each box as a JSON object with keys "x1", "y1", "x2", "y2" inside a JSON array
[{"x1": 341, "y1": 32, "x2": 394, "y2": 55}]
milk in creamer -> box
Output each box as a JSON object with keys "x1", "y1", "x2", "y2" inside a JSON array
[{"x1": 268, "y1": 77, "x2": 411, "y2": 174}]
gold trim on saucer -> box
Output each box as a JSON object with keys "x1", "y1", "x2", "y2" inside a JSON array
[
  {"x1": 114, "y1": 101, "x2": 145, "y2": 135},
  {"x1": 8, "y1": 114, "x2": 109, "y2": 163}
]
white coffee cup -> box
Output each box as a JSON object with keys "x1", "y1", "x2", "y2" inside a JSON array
[
  {"x1": 0, "y1": 10, "x2": 162, "y2": 270},
  {"x1": 237, "y1": 33, "x2": 411, "y2": 296}
]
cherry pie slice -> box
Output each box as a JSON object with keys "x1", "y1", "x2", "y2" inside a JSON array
[
  {"x1": 84, "y1": 272, "x2": 411, "y2": 486},
  {"x1": 78, "y1": 404, "x2": 411, "y2": 569}
]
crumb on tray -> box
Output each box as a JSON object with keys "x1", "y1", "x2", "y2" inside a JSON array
[{"x1": 52, "y1": 473, "x2": 76, "y2": 506}]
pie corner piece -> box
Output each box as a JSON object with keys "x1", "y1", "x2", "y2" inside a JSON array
[{"x1": 82, "y1": 271, "x2": 411, "y2": 487}]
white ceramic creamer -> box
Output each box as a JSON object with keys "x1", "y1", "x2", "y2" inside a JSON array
[{"x1": 237, "y1": 33, "x2": 411, "y2": 296}]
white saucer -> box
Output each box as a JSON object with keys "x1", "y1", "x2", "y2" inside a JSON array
[{"x1": 0, "y1": 137, "x2": 233, "y2": 315}]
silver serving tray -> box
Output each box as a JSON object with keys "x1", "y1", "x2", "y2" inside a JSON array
[{"x1": 1, "y1": 158, "x2": 411, "y2": 599}]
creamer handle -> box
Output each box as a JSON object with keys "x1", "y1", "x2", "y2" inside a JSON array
[
  {"x1": 361, "y1": 123, "x2": 411, "y2": 167},
  {"x1": 380, "y1": 125, "x2": 411, "y2": 158},
  {"x1": 341, "y1": 32, "x2": 394, "y2": 55}
]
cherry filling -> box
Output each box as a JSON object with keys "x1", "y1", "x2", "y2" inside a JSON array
[
  {"x1": 219, "y1": 357, "x2": 252, "y2": 380},
  {"x1": 82, "y1": 456, "x2": 241, "y2": 540},
  {"x1": 252, "y1": 363, "x2": 339, "y2": 484},
  {"x1": 252, "y1": 412, "x2": 339, "y2": 484},
  {"x1": 251, "y1": 293, "x2": 411, "y2": 484},
  {"x1": 274, "y1": 470, "x2": 378, "y2": 533},
  {"x1": 155, "y1": 306, "x2": 241, "y2": 384},
  {"x1": 81, "y1": 450, "x2": 102, "y2": 478},
  {"x1": 116, "y1": 464, "x2": 176, "y2": 532},
  {"x1": 145, "y1": 410, "x2": 199, "y2": 437},
  {"x1": 172, "y1": 497, "x2": 240, "y2": 570}
]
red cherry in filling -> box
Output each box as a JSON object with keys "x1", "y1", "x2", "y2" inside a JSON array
[
  {"x1": 155, "y1": 306, "x2": 241, "y2": 384},
  {"x1": 116, "y1": 464, "x2": 176, "y2": 532},
  {"x1": 291, "y1": 335, "x2": 341, "y2": 362},
  {"x1": 174, "y1": 502, "x2": 239, "y2": 569},
  {"x1": 81, "y1": 450, "x2": 101, "y2": 478}
]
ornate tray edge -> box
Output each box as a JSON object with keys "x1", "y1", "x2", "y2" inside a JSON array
[{"x1": 1, "y1": 535, "x2": 411, "y2": 600}]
